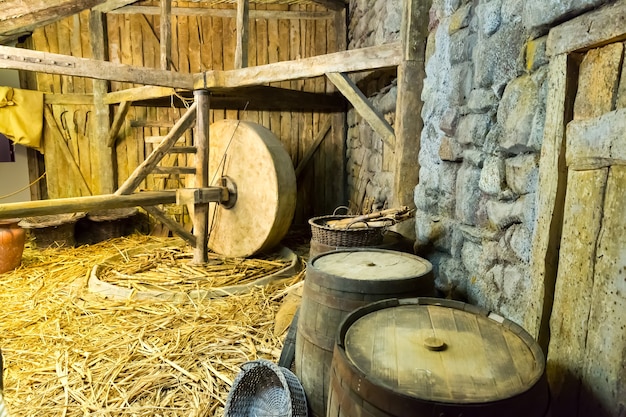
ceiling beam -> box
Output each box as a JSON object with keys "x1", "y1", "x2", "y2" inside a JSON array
[
  {"x1": 0, "y1": 0, "x2": 107, "y2": 44},
  {"x1": 307, "y1": 0, "x2": 347, "y2": 10},
  {"x1": 194, "y1": 42, "x2": 402, "y2": 89},
  {"x1": 108, "y1": 6, "x2": 334, "y2": 20},
  {"x1": 0, "y1": 44, "x2": 194, "y2": 89},
  {"x1": 93, "y1": 0, "x2": 138, "y2": 13}
]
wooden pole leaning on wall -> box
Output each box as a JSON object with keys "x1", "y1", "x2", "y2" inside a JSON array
[
  {"x1": 234, "y1": 0, "x2": 249, "y2": 69},
  {"x1": 160, "y1": 0, "x2": 172, "y2": 70},
  {"x1": 193, "y1": 90, "x2": 210, "y2": 264}
]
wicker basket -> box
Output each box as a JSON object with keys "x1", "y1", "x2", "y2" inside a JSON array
[
  {"x1": 19, "y1": 213, "x2": 85, "y2": 249},
  {"x1": 224, "y1": 359, "x2": 307, "y2": 417},
  {"x1": 308, "y1": 215, "x2": 385, "y2": 248}
]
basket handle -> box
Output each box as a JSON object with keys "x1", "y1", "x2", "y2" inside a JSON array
[{"x1": 332, "y1": 206, "x2": 350, "y2": 216}]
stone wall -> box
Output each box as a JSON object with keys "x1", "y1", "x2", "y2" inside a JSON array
[
  {"x1": 346, "y1": 0, "x2": 610, "y2": 328},
  {"x1": 414, "y1": 0, "x2": 608, "y2": 329}
]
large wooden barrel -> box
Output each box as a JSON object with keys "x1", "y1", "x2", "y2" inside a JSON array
[
  {"x1": 328, "y1": 298, "x2": 551, "y2": 417},
  {"x1": 295, "y1": 249, "x2": 435, "y2": 417}
]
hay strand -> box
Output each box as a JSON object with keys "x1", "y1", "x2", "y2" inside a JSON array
[{"x1": 0, "y1": 235, "x2": 304, "y2": 416}]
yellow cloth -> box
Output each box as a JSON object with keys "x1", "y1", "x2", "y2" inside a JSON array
[{"x1": 0, "y1": 86, "x2": 44, "y2": 153}]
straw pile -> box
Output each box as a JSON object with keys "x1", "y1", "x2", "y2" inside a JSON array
[{"x1": 0, "y1": 235, "x2": 304, "y2": 417}]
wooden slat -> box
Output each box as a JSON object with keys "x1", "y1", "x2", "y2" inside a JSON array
[
  {"x1": 0, "y1": 44, "x2": 194, "y2": 89},
  {"x1": 93, "y1": 0, "x2": 137, "y2": 13},
  {"x1": 547, "y1": 168, "x2": 609, "y2": 417},
  {"x1": 109, "y1": 6, "x2": 334, "y2": 20},
  {"x1": 295, "y1": 116, "x2": 332, "y2": 178},
  {"x1": 578, "y1": 166, "x2": 626, "y2": 416},
  {"x1": 326, "y1": 71, "x2": 395, "y2": 149},
  {"x1": 547, "y1": 0, "x2": 626, "y2": 56},
  {"x1": 43, "y1": 105, "x2": 92, "y2": 196},
  {"x1": 115, "y1": 102, "x2": 197, "y2": 195},
  {"x1": 527, "y1": 53, "x2": 572, "y2": 346},
  {"x1": 194, "y1": 42, "x2": 403, "y2": 89},
  {"x1": 152, "y1": 166, "x2": 196, "y2": 175}
]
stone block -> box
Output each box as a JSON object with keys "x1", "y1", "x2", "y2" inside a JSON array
[
  {"x1": 525, "y1": 36, "x2": 548, "y2": 73},
  {"x1": 462, "y1": 149, "x2": 486, "y2": 167},
  {"x1": 499, "y1": 223, "x2": 532, "y2": 263},
  {"x1": 523, "y1": 0, "x2": 608, "y2": 35},
  {"x1": 479, "y1": 156, "x2": 506, "y2": 195},
  {"x1": 439, "y1": 107, "x2": 461, "y2": 136},
  {"x1": 505, "y1": 153, "x2": 538, "y2": 195},
  {"x1": 472, "y1": 22, "x2": 526, "y2": 88},
  {"x1": 468, "y1": 88, "x2": 498, "y2": 113},
  {"x1": 461, "y1": 240, "x2": 483, "y2": 275},
  {"x1": 456, "y1": 113, "x2": 491, "y2": 146},
  {"x1": 477, "y1": 0, "x2": 502, "y2": 37},
  {"x1": 439, "y1": 136, "x2": 464, "y2": 162},
  {"x1": 449, "y1": 3, "x2": 473, "y2": 34},
  {"x1": 367, "y1": 151, "x2": 383, "y2": 173},
  {"x1": 450, "y1": 29, "x2": 476, "y2": 65},
  {"x1": 497, "y1": 68, "x2": 548, "y2": 153},
  {"x1": 486, "y1": 193, "x2": 535, "y2": 229},
  {"x1": 455, "y1": 163, "x2": 482, "y2": 225},
  {"x1": 450, "y1": 62, "x2": 474, "y2": 105},
  {"x1": 414, "y1": 184, "x2": 438, "y2": 212},
  {"x1": 437, "y1": 256, "x2": 468, "y2": 298}
]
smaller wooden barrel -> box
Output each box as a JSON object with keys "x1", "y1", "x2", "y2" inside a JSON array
[
  {"x1": 328, "y1": 298, "x2": 551, "y2": 417},
  {"x1": 295, "y1": 249, "x2": 434, "y2": 417}
]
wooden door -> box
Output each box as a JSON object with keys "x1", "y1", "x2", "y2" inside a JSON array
[{"x1": 546, "y1": 41, "x2": 626, "y2": 417}]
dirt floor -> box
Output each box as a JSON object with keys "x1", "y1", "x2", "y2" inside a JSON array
[{"x1": 0, "y1": 233, "x2": 308, "y2": 417}]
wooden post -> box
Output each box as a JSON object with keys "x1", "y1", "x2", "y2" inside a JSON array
[
  {"x1": 330, "y1": 8, "x2": 347, "y2": 212},
  {"x1": 160, "y1": 0, "x2": 171, "y2": 70},
  {"x1": 90, "y1": 10, "x2": 116, "y2": 194},
  {"x1": 193, "y1": 90, "x2": 210, "y2": 264},
  {"x1": 234, "y1": 0, "x2": 249, "y2": 69},
  {"x1": 392, "y1": 0, "x2": 429, "y2": 237}
]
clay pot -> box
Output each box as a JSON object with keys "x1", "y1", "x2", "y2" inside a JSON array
[{"x1": 0, "y1": 219, "x2": 26, "y2": 274}]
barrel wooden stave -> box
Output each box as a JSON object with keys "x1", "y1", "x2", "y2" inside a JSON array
[
  {"x1": 327, "y1": 298, "x2": 551, "y2": 417},
  {"x1": 295, "y1": 249, "x2": 435, "y2": 417}
]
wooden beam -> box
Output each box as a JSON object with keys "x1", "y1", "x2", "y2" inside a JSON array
[
  {"x1": 193, "y1": 90, "x2": 210, "y2": 264},
  {"x1": 115, "y1": 102, "x2": 197, "y2": 195},
  {"x1": 103, "y1": 85, "x2": 177, "y2": 104},
  {"x1": 93, "y1": 0, "x2": 138, "y2": 13},
  {"x1": 109, "y1": 6, "x2": 334, "y2": 20},
  {"x1": 528, "y1": 53, "x2": 572, "y2": 349},
  {"x1": 0, "y1": 191, "x2": 177, "y2": 219},
  {"x1": 295, "y1": 116, "x2": 332, "y2": 178},
  {"x1": 566, "y1": 108, "x2": 626, "y2": 170},
  {"x1": 194, "y1": 42, "x2": 403, "y2": 89},
  {"x1": 90, "y1": 9, "x2": 115, "y2": 194},
  {"x1": 234, "y1": 0, "x2": 249, "y2": 69},
  {"x1": 44, "y1": 93, "x2": 93, "y2": 105},
  {"x1": 547, "y1": 0, "x2": 626, "y2": 56},
  {"x1": 143, "y1": 206, "x2": 196, "y2": 245},
  {"x1": 0, "y1": 45, "x2": 194, "y2": 89},
  {"x1": 393, "y1": 0, "x2": 428, "y2": 212},
  {"x1": 160, "y1": 0, "x2": 171, "y2": 70},
  {"x1": 106, "y1": 100, "x2": 131, "y2": 147},
  {"x1": 0, "y1": 0, "x2": 106, "y2": 37},
  {"x1": 307, "y1": 0, "x2": 347, "y2": 11},
  {"x1": 326, "y1": 71, "x2": 395, "y2": 149}
]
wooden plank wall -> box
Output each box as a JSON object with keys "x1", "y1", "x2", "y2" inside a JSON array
[{"x1": 27, "y1": 1, "x2": 344, "y2": 225}]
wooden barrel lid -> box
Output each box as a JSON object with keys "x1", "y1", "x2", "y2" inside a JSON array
[
  {"x1": 312, "y1": 249, "x2": 431, "y2": 281},
  {"x1": 343, "y1": 299, "x2": 545, "y2": 404},
  {"x1": 208, "y1": 120, "x2": 296, "y2": 257}
]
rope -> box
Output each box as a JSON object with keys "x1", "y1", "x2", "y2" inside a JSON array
[{"x1": 0, "y1": 172, "x2": 46, "y2": 201}]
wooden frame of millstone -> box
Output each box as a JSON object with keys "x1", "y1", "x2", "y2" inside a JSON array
[{"x1": 528, "y1": 1, "x2": 626, "y2": 416}]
